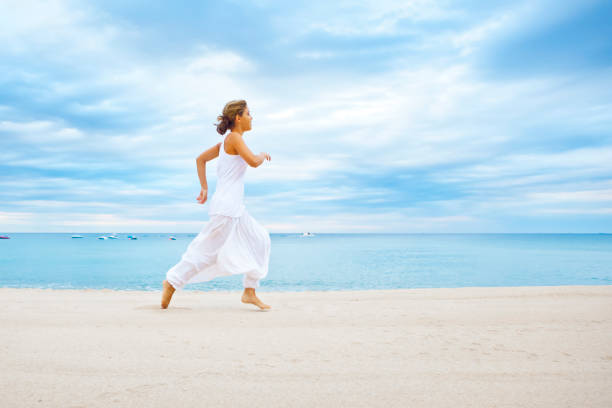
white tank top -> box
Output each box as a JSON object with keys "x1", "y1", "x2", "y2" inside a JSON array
[{"x1": 208, "y1": 138, "x2": 248, "y2": 218}]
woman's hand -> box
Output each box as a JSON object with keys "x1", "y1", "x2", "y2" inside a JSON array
[
  {"x1": 196, "y1": 188, "x2": 208, "y2": 204},
  {"x1": 260, "y1": 152, "x2": 271, "y2": 162}
]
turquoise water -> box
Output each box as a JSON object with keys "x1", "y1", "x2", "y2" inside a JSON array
[{"x1": 0, "y1": 233, "x2": 611, "y2": 291}]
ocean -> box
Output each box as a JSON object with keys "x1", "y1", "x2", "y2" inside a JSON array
[{"x1": 0, "y1": 233, "x2": 611, "y2": 291}]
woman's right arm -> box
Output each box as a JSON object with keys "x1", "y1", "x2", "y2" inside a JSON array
[
  {"x1": 231, "y1": 133, "x2": 271, "y2": 167},
  {"x1": 194, "y1": 142, "x2": 221, "y2": 204}
]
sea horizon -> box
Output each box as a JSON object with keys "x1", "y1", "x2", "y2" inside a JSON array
[
  {"x1": 2, "y1": 232, "x2": 611, "y2": 235},
  {"x1": 2, "y1": 233, "x2": 611, "y2": 292}
]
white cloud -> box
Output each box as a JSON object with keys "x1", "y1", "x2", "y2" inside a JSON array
[
  {"x1": 433, "y1": 146, "x2": 612, "y2": 187},
  {"x1": 526, "y1": 189, "x2": 612, "y2": 203},
  {"x1": 0, "y1": 0, "x2": 127, "y2": 63},
  {"x1": 450, "y1": 8, "x2": 521, "y2": 56},
  {"x1": 0, "y1": 211, "x2": 201, "y2": 231},
  {"x1": 1, "y1": 120, "x2": 84, "y2": 143},
  {"x1": 1, "y1": 0, "x2": 611, "y2": 232},
  {"x1": 531, "y1": 208, "x2": 612, "y2": 215},
  {"x1": 295, "y1": 51, "x2": 336, "y2": 60},
  {"x1": 186, "y1": 48, "x2": 255, "y2": 73},
  {"x1": 287, "y1": 0, "x2": 462, "y2": 37},
  {"x1": 0, "y1": 211, "x2": 33, "y2": 223},
  {"x1": 257, "y1": 210, "x2": 479, "y2": 233}
]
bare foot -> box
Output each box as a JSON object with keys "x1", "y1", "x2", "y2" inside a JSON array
[
  {"x1": 161, "y1": 280, "x2": 176, "y2": 309},
  {"x1": 241, "y1": 289, "x2": 271, "y2": 310}
]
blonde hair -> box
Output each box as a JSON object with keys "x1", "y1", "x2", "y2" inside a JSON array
[{"x1": 214, "y1": 99, "x2": 247, "y2": 135}]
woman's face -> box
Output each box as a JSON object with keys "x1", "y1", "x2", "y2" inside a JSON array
[{"x1": 238, "y1": 107, "x2": 252, "y2": 131}]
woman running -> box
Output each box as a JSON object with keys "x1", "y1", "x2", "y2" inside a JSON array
[{"x1": 161, "y1": 99, "x2": 272, "y2": 310}]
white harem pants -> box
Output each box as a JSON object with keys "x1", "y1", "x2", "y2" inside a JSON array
[{"x1": 166, "y1": 209, "x2": 271, "y2": 290}]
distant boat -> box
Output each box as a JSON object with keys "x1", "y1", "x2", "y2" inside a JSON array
[
  {"x1": 108, "y1": 235, "x2": 119, "y2": 239},
  {"x1": 128, "y1": 235, "x2": 138, "y2": 240},
  {"x1": 98, "y1": 236, "x2": 107, "y2": 240},
  {"x1": 71, "y1": 235, "x2": 84, "y2": 239},
  {"x1": 0, "y1": 235, "x2": 10, "y2": 239},
  {"x1": 301, "y1": 232, "x2": 315, "y2": 237},
  {"x1": 169, "y1": 236, "x2": 177, "y2": 240}
]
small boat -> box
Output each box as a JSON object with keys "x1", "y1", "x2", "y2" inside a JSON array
[
  {"x1": 0, "y1": 235, "x2": 10, "y2": 239},
  {"x1": 128, "y1": 235, "x2": 138, "y2": 240},
  {"x1": 98, "y1": 236, "x2": 107, "y2": 240},
  {"x1": 301, "y1": 232, "x2": 315, "y2": 237},
  {"x1": 169, "y1": 236, "x2": 177, "y2": 240},
  {"x1": 71, "y1": 235, "x2": 84, "y2": 239},
  {"x1": 108, "y1": 235, "x2": 119, "y2": 239}
]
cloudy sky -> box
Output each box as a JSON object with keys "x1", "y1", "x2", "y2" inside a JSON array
[{"x1": 1, "y1": 0, "x2": 611, "y2": 233}]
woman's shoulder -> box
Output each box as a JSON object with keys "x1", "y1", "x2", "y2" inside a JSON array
[
  {"x1": 225, "y1": 132, "x2": 244, "y2": 155},
  {"x1": 226, "y1": 131, "x2": 244, "y2": 142}
]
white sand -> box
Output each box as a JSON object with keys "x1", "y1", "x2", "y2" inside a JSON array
[{"x1": 1, "y1": 285, "x2": 611, "y2": 407}]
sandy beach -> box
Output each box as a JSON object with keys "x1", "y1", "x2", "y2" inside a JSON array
[{"x1": 1, "y1": 285, "x2": 611, "y2": 407}]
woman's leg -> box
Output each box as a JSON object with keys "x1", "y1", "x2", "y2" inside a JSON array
[
  {"x1": 166, "y1": 259, "x2": 199, "y2": 291},
  {"x1": 161, "y1": 261, "x2": 190, "y2": 309},
  {"x1": 161, "y1": 279, "x2": 175, "y2": 309},
  {"x1": 237, "y1": 211, "x2": 271, "y2": 310},
  {"x1": 161, "y1": 215, "x2": 233, "y2": 308},
  {"x1": 161, "y1": 258, "x2": 202, "y2": 309},
  {"x1": 164, "y1": 263, "x2": 271, "y2": 309}
]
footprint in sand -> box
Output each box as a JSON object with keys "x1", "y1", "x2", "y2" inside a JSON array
[{"x1": 134, "y1": 305, "x2": 192, "y2": 311}]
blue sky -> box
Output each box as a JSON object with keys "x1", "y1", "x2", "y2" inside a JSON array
[{"x1": 1, "y1": 0, "x2": 611, "y2": 233}]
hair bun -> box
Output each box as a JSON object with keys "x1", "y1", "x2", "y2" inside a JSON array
[{"x1": 215, "y1": 114, "x2": 230, "y2": 135}]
